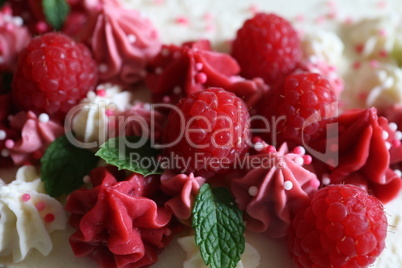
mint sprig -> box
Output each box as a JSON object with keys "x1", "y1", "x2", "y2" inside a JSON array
[
  {"x1": 41, "y1": 135, "x2": 99, "y2": 197},
  {"x1": 42, "y1": 0, "x2": 70, "y2": 30},
  {"x1": 192, "y1": 184, "x2": 245, "y2": 268},
  {"x1": 95, "y1": 136, "x2": 162, "y2": 176}
]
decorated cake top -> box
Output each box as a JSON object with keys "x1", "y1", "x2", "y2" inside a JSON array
[{"x1": 0, "y1": 0, "x2": 402, "y2": 268}]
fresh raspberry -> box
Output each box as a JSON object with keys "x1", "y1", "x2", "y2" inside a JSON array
[
  {"x1": 163, "y1": 87, "x2": 250, "y2": 177},
  {"x1": 261, "y1": 72, "x2": 337, "y2": 148},
  {"x1": 12, "y1": 32, "x2": 97, "y2": 116},
  {"x1": 231, "y1": 13, "x2": 302, "y2": 85},
  {"x1": 288, "y1": 184, "x2": 387, "y2": 268}
]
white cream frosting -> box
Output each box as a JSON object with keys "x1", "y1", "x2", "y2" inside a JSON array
[
  {"x1": 302, "y1": 30, "x2": 345, "y2": 68},
  {"x1": 343, "y1": 61, "x2": 402, "y2": 109},
  {"x1": 342, "y1": 15, "x2": 402, "y2": 59},
  {"x1": 71, "y1": 83, "x2": 132, "y2": 147},
  {"x1": 177, "y1": 235, "x2": 260, "y2": 268},
  {"x1": 0, "y1": 166, "x2": 66, "y2": 263}
]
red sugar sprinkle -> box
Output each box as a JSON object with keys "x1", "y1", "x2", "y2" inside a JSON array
[
  {"x1": 35, "y1": 201, "x2": 46, "y2": 211},
  {"x1": 379, "y1": 50, "x2": 388, "y2": 58},
  {"x1": 293, "y1": 146, "x2": 303, "y2": 155},
  {"x1": 96, "y1": 89, "x2": 106, "y2": 97},
  {"x1": 393, "y1": 139, "x2": 401, "y2": 147},
  {"x1": 21, "y1": 193, "x2": 31, "y2": 202},
  {"x1": 266, "y1": 145, "x2": 276, "y2": 153},
  {"x1": 358, "y1": 92, "x2": 368, "y2": 101},
  {"x1": 303, "y1": 155, "x2": 312, "y2": 165},
  {"x1": 35, "y1": 21, "x2": 49, "y2": 33},
  {"x1": 195, "y1": 72, "x2": 207, "y2": 84},
  {"x1": 352, "y1": 61, "x2": 361, "y2": 70},
  {"x1": 2, "y1": 6, "x2": 12, "y2": 15},
  {"x1": 105, "y1": 109, "x2": 114, "y2": 116},
  {"x1": 355, "y1": 44, "x2": 364, "y2": 54},
  {"x1": 175, "y1": 16, "x2": 189, "y2": 25},
  {"x1": 252, "y1": 136, "x2": 262, "y2": 143},
  {"x1": 32, "y1": 150, "x2": 43, "y2": 160},
  {"x1": 44, "y1": 213, "x2": 55, "y2": 223}
]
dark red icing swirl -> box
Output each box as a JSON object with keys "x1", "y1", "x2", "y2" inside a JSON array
[
  {"x1": 145, "y1": 40, "x2": 268, "y2": 108},
  {"x1": 230, "y1": 143, "x2": 319, "y2": 238},
  {"x1": 65, "y1": 167, "x2": 176, "y2": 268},
  {"x1": 311, "y1": 108, "x2": 402, "y2": 203}
]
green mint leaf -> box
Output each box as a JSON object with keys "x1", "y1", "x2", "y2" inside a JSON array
[
  {"x1": 192, "y1": 184, "x2": 245, "y2": 268},
  {"x1": 42, "y1": 0, "x2": 70, "y2": 30},
  {"x1": 41, "y1": 135, "x2": 99, "y2": 197},
  {"x1": 95, "y1": 136, "x2": 162, "y2": 176}
]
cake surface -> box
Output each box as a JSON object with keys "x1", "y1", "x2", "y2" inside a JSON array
[{"x1": 1, "y1": 0, "x2": 402, "y2": 268}]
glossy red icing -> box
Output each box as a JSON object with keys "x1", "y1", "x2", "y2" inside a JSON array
[{"x1": 66, "y1": 167, "x2": 176, "y2": 268}]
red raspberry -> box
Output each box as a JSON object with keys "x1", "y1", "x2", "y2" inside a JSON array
[
  {"x1": 231, "y1": 13, "x2": 302, "y2": 85},
  {"x1": 261, "y1": 72, "x2": 337, "y2": 148},
  {"x1": 288, "y1": 184, "x2": 387, "y2": 268},
  {"x1": 163, "y1": 87, "x2": 250, "y2": 177},
  {"x1": 12, "y1": 32, "x2": 97, "y2": 116}
]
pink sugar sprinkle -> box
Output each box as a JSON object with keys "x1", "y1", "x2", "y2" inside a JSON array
[
  {"x1": 293, "y1": 146, "x2": 303, "y2": 155},
  {"x1": 206, "y1": 23, "x2": 215, "y2": 32},
  {"x1": 154, "y1": 0, "x2": 164, "y2": 5},
  {"x1": 378, "y1": 29, "x2": 387, "y2": 37},
  {"x1": 5, "y1": 139, "x2": 14, "y2": 149},
  {"x1": 2, "y1": 6, "x2": 12, "y2": 15},
  {"x1": 344, "y1": 17, "x2": 354, "y2": 24},
  {"x1": 35, "y1": 21, "x2": 49, "y2": 33},
  {"x1": 379, "y1": 50, "x2": 388, "y2": 58},
  {"x1": 352, "y1": 61, "x2": 361, "y2": 70},
  {"x1": 203, "y1": 12, "x2": 213, "y2": 21},
  {"x1": 195, "y1": 72, "x2": 207, "y2": 84},
  {"x1": 44, "y1": 213, "x2": 55, "y2": 223},
  {"x1": 164, "y1": 228, "x2": 172, "y2": 236},
  {"x1": 315, "y1": 16, "x2": 326, "y2": 24},
  {"x1": 295, "y1": 14, "x2": 305, "y2": 22},
  {"x1": 195, "y1": 62, "x2": 203, "y2": 71},
  {"x1": 105, "y1": 109, "x2": 114, "y2": 116},
  {"x1": 175, "y1": 16, "x2": 189, "y2": 25},
  {"x1": 35, "y1": 201, "x2": 46, "y2": 211},
  {"x1": 303, "y1": 155, "x2": 312, "y2": 165},
  {"x1": 5, "y1": 23, "x2": 13, "y2": 32},
  {"x1": 97, "y1": 89, "x2": 106, "y2": 97},
  {"x1": 376, "y1": 0, "x2": 387, "y2": 8},
  {"x1": 327, "y1": 11, "x2": 337, "y2": 20},
  {"x1": 327, "y1": 0, "x2": 336, "y2": 7},
  {"x1": 163, "y1": 96, "x2": 171, "y2": 103},
  {"x1": 249, "y1": 4, "x2": 258, "y2": 14},
  {"x1": 355, "y1": 44, "x2": 364, "y2": 54},
  {"x1": 369, "y1": 60, "x2": 379, "y2": 68},
  {"x1": 21, "y1": 194, "x2": 31, "y2": 202}
]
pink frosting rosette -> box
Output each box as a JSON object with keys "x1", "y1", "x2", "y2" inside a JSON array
[
  {"x1": 76, "y1": 0, "x2": 161, "y2": 85},
  {"x1": 311, "y1": 108, "x2": 402, "y2": 203},
  {"x1": 145, "y1": 40, "x2": 269, "y2": 108},
  {"x1": 0, "y1": 7, "x2": 31, "y2": 72},
  {"x1": 4, "y1": 111, "x2": 64, "y2": 165},
  {"x1": 66, "y1": 167, "x2": 179, "y2": 268},
  {"x1": 230, "y1": 143, "x2": 320, "y2": 238},
  {"x1": 160, "y1": 170, "x2": 206, "y2": 223}
]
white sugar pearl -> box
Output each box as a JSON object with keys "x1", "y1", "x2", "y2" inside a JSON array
[
  {"x1": 394, "y1": 169, "x2": 402, "y2": 177},
  {"x1": 389, "y1": 122, "x2": 398, "y2": 132},
  {"x1": 0, "y1": 130, "x2": 6, "y2": 140},
  {"x1": 127, "y1": 34, "x2": 136, "y2": 44},
  {"x1": 1, "y1": 149, "x2": 9, "y2": 157},
  {"x1": 395, "y1": 131, "x2": 402, "y2": 140},
  {"x1": 248, "y1": 186, "x2": 258, "y2": 196},
  {"x1": 254, "y1": 142, "x2": 264, "y2": 152},
  {"x1": 99, "y1": 64, "x2": 108, "y2": 73},
  {"x1": 38, "y1": 113, "x2": 50, "y2": 123},
  {"x1": 382, "y1": 130, "x2": 389, "y2": 140},
  {"x1": 322, "y1": 176, "x2": 331, "y2": 185},
  {"x1": 13, "y1": 16, "x2": 24, "y2": 26},
  {"x1": 385, "y1": 141, "x2": 392, "y2": 150},
  {"x1": 284, "y1": 181, "x2": 293, "y2": 190},
  {"x1": 83, "y1": 175, "x2": 91, "y2": 184},
  {"x1": 294, "y1": 156, "x2": 304, "y2": 166}
]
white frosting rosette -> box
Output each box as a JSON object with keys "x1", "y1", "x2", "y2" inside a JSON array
[
  {"x1": 178, "y1": 235, "x2": 260, "y2": 268},
  {"x1": 343, "y1": 61, "x2": 402, "y2": 109},
  {"x1": 301, "y1": 30, "x2": 345, "y2": 67},
  {"x1": 342, "y1": 15, "x2": 401, "y2": 59},
  {"x1": 0, "y1": 166, "x2": 66, "y2": 262},
  {"x1": 70, "y1": 83, "x2": 132, "y2": 147}
]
